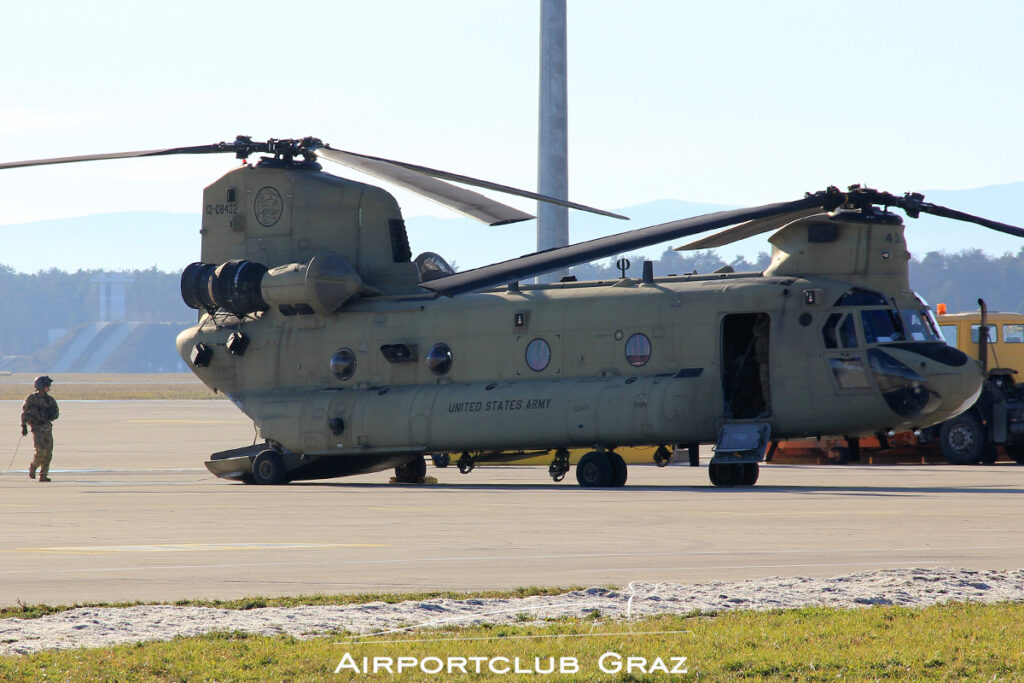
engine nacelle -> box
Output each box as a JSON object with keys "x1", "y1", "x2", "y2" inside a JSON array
[{"x1": 181, "y1": 250, "x2": 375, "y2": 316}]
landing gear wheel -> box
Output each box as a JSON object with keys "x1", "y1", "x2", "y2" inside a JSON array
[
  {"x1": 708, "y1": 462, "x2": 744, "y2": 488},
  {"x1": 939, "y1": 413, "x2": 985, "y2": 464},
  {"x1": 430, "y1": 453, "x2": 451, "y2": 468},
  {"x1": 576, "y1": 451, "x2": 612, "y2": 488},
  {"x1": 608, "y1": 452, "x2": 628, "y2": 487},
  {"x1": 548, "y1": 449, "x2": 570, "y2": 482},
  {"x1": 394, "y1": 456, "x2": 427, "y2": 483},
  {"x1": 456, "y1": 452, "x2": 475, "y2": 474},
  {"x1": 1004, "y1": 444, "x2": 1024, "y2": 464},
  {"x1": 740, "y1": 462, "x2": 759, "y2": 486},
  {"x1": 251, "y1": 449, "x2": 287, "y2": 485}
]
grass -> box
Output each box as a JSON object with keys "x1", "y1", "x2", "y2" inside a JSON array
[
  {"x1": 0, "y1": 373, "x2": 219, "y2": 400},
  {"x1": 2, "y1": 603, "x2": 1024, "y2": 680}
]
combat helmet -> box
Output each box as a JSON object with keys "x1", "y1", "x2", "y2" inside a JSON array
[{"x1": 34, "y1": 376, "x2": 53, "y2": 391}]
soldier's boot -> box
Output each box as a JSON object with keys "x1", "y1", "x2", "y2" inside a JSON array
[
  {"x1": 39, "y1": 463, "x2": 50, "y2": 482},
  {"x1": 39, "y1": 475, "x2": 51, "y2": 483},
  {"x1": 28, "y1": 464, "x2": 36, "y2": 479}
]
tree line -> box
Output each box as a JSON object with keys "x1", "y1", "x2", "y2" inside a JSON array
[{"x1": 0, "y1": 266, "x2": 191, "y2": 357}]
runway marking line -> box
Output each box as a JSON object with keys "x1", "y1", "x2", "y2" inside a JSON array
[{"x1": 15, "y1": 542, "x2": 388, "y2": 554}]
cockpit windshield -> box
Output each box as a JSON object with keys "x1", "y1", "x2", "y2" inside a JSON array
[
  {"x1": 898, "y1": 309, "x2": 942, "y2": 342},
  {"x1": 861, "y1": 309, "x2": 903, "y2": 343},
  {"x1": 860, "y1": 308, "x2": 942, "y2": 344}
]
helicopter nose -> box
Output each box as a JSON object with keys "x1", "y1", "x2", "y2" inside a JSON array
[
  {"x1": 921, "y1": 359, "x2": 984, "y2": 424},
  {"x1": 872, "y1": 346, "x2": 983, "y2": 426}
]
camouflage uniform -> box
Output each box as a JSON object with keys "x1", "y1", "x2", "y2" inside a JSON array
[{"x1": 21, "y1": 391, "x2": 59, "y2": 480}]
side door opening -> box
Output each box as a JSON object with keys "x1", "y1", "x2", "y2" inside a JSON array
[{"x1": 722, "y1": 313, "x2": 770, "y2": 419}]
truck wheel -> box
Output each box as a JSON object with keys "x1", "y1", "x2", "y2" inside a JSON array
[
  {"x1": 939, "y1": 413, "x2": 985, "y2": 465},
  {"x1": 576, "y1": 452, "x2": 612, "y2": 487},
  {"x1": 709, "y1": 462, "x2": 743, "y2": 487},
  {"x1": 1004, "y1": 444, "x2": 1024, "y2": 464},
  {"x1": 252, "y1": 450, "x2": 287, "y2": 485}
]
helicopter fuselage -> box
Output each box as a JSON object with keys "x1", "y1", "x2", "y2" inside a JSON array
[
  {"x1": 171, "y1": 160, "x2": 983, "y2": 485},
  {"x1": 178, "y1": 267, "x2": 982, "y2": 478}
]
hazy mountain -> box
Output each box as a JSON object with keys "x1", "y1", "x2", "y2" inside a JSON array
[
  {"x1": 0, "y1": 212, "x2": 201, "y2": 273},
  {"x1": 1, "y1": 184, "x2": 1022, "y2": 274}
]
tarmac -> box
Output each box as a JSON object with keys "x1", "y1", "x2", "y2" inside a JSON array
[{"x1": 2, "y1": 399, "x2": 1024, "y2": 606}]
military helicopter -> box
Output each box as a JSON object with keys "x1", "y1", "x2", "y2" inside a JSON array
[{"x1": 3, "y1": 136, "x2": 1022, "y2": 488}]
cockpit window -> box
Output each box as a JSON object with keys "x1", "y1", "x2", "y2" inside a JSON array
[
  {"x1": 898, "y1": 310, "x2": 942, "y2": 342},
  {"x1": 861, "y1": 309, "x2": 904, "y2": 343},
  {"x1": 860, "y1": 307, "x2": 942, "y2": 344},
  {"x1": 834, "y1": 288, "x2": 888, "y2": 307},
  {"x1": 839, "y1": 315, "x2": 858, "y2": 348},
  {"x1": 822, "y1": 313, "x2": 841, "y2": 349},
  {"x1": 823, "y1": 313, "x2": 859, "y2": 349}
]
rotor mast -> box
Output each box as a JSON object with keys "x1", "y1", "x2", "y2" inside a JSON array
[{"x1": 537, "y1": 0, "x2": 569, "y2": 283}]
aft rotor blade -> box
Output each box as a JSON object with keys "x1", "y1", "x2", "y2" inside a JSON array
[
  {"x1": 317, "y1": 146, "x2": 627, "y2": 224},
  {"x1": 0, "y1": 144, "x2": 234, "y2": 170},
  {"x1": 315, "y1": 147, "x2": 535, "y2": 226},
  {"x1": 675, "y1": 208, "x2": 826, "y2": 251},
  {"x1": 420, "y1": 192, "x2": 840, "y2": 296}
]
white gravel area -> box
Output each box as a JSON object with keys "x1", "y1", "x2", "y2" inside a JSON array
[{"x1": 2, "y1": 567, "x2": 1023, "y2": 656}]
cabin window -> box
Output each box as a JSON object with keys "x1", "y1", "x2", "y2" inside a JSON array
[
  {"x1": 525, "y1": 338, "x2": 551, "y2": 372},
  {"x1": 426, "y1": 343, "x2": 454, "y2": 375},
  {"x1": 625, "y1": 333, "x2": 652, "y2": 367},
  {"x1": 330, "y1": 348, "x2": 357, "y2": 380},
  {"x1": 971, "y1": 325, "x2": 997, "y2": 343},
  {"x1": 1004, "y1": 325, "x2": 1024, "y2": 343}
]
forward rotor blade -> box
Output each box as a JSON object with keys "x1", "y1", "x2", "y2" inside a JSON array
[
  {"x1": 675, "y1": 208, "x2": 826, "y2": 251},
  {"x1": 420, "y1": 193, "x2": 840, "y2": 296},
  {"x1": 317, "y1": 146, "x2": 626, "y2": 223},
  {"x1": 0, "y1": 144, "x2": 234, "y2": 170},
  {"x1": 918, "y1": 202, "x2": 1024, "y2": 239}
]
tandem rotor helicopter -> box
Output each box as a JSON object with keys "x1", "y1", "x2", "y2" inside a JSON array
[{"x1": 3, "y1": 136, "x2": 1022, "y2": 488}]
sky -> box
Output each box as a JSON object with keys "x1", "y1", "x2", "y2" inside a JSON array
[{"x1": 2, "y1": 0, "x2": 1023, "y2": 270}]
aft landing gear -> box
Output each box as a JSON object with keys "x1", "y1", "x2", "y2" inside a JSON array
[
  {"x1": 708, "y1": 462, "x2": 758, "y2": 488},
  {"x1": 394, "y1": 455, "x2": 427, "y2": 483},
  {"x1": 575, "y1": 450, "x2": 627, "y2": 488},
  {"x1": 251, "y1": 449, "x2": 288, "y2": 485}
]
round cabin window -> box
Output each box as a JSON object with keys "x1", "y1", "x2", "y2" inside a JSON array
[
  {"x1": 330, "y1": 348, "x2": 357, "y2": 380},
  {"x1": 525, "y1": 338, "x2": 551, "y2": 372},
  {"x1": 625, "y1": 333, "x2": 652, "y2": 367},
  {"x1": 426, "y1": 343, "x2": 454, "y2": 375}
]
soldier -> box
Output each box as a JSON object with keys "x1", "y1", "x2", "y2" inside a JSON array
[{"x1": 20, "y1": 375, "x2": 59, "y2": 482}]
